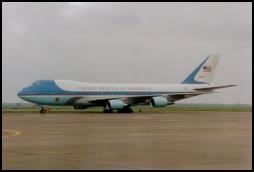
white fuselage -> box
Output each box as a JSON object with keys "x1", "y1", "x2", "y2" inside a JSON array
[{"x1": 17, "y1": 79, "x2": 213, "y2": 107}]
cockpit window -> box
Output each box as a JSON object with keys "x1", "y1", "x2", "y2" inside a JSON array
[{"x1": 32, "y1": 81, "x2": 41, "y2": 86}]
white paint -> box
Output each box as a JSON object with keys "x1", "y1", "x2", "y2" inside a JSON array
[{"x1": 55, "y1": 79, "x2": 211, "y2": 92}]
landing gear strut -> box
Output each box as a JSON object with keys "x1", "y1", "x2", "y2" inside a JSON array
[{"x1": 103, "y1": 103, "x2": 133, "y2": 113}]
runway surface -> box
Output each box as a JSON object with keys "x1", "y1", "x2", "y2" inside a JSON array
[{"x1": 2, "y1": 111, "x2": 252, "y2": 170}]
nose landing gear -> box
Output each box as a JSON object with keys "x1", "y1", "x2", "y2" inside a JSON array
[
  {"x1": 40, "y1": 109, "x2": 46, "y2": 113},
  {"x1": 39, "y1": 106, "x2": 48, "y2": 114}
]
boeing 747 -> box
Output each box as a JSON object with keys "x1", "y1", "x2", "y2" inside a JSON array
[{"x1": 17, "y1": 54, "x2": 236, "y2": 113}]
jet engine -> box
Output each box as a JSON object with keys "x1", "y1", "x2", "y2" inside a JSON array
[
  {"x1": 108, "y1": 99, "x2": 127, "y2": 110},
  {"x1": 151, "y1": 96, "x2": 168, "y2": 107}
]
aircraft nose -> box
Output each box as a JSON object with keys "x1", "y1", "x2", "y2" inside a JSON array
[
  {"x1": 17, "y1": 87, "x2": 31, "y2": 102},
  {"x1": 17, "y1": 88, "x2": 24, "y2": 97},
  {"x1": 17, "y1": 87, "x2": 29, "y2": 98}
]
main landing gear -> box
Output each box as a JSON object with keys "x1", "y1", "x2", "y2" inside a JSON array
[
  {"x1": 117, "y1": 107, "x2": 133, "y2": 113},
  {"x1": 103, "y1": 109, "x2": 113, "y2": 113},
  {"x1": 103, "y1": 107, "x2": 133, "y2": 113}
]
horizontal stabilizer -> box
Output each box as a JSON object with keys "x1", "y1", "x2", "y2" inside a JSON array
[{"x1": 194, "y1": 85, "x2": 237, "y2": 91}]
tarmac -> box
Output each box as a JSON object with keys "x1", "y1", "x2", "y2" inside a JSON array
[{"x1": 2, "y1": 111, "x2": 252, "y2": 170}]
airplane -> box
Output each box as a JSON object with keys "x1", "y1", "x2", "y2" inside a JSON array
[{"x1": 17, "y1": 54, "x2": 236, "y2": 113}]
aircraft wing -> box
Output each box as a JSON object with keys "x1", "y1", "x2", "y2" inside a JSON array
[{"x1": 85, "y1": 92, "x2": 211, "y2": 106}]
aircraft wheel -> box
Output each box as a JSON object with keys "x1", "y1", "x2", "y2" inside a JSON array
[
  {"x1": 127, "y1": 108, "x2": 133, "y2": 113},
  {"x1": 103, "y1": 109, "x2": 113, "y2": 113},
  {"x1": 40, "y1": 109, "x2": 46, "y2": 114},
  {"x1": 118, "y1": 108, "x2": 133, "y2": 113}
]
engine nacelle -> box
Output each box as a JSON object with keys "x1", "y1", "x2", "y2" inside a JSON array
[
  {"x1": 108, "y1": 99, "x2": 127, "y2": 110},
  {"x1": 151, "y1": 96, "x2": 168, "y2": 107}
]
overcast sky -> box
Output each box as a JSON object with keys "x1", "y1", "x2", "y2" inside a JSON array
[{"x1": 2, "y1": 2, "x2": 252, "y2": 104}]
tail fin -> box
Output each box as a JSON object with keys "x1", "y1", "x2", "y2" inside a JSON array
[{"x1": 182, "y1": 54, "x2": 220, "y2": 84}]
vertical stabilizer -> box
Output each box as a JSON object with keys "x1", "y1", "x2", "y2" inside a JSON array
[{"x1": 182, "y1": 54, "x2": 220, "y2": 84}]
